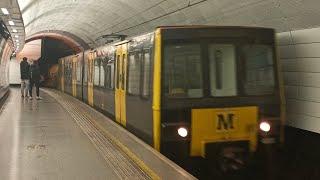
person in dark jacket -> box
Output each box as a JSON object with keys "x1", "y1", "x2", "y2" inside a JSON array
[
  {"x1": 29, "y1": 60, "x2": 42, "y2": 100},
  {"x1": 20, "y1": 57, "x2": 30, "y2": 97}
]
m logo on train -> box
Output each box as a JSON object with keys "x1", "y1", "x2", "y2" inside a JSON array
[{"x1": 217, "y1": 113, "x2": 235, "y2": 131}]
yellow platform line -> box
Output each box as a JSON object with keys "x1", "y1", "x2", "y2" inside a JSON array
[
  {"x1": 45, "y1": 89, "x2": 161, "y2": 179},
  {"x1": 84, "y1": 111, "x2": 160, "y2": 180}
]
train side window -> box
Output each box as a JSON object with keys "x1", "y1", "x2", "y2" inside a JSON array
[
  {"x1": 76, "y1": 61, "x2": 81, "y2": 82},
  {"x1": 116, "y1": 55, "x2": 120, "y2": 89},
  {"x1": 122, "y1": 54, "x2": 126, "y2": 90},
  {"x1": 84, "y1": 59, "x2": 88, "y2": 83},
  {"x1": 128, "y1": 52, "x2": 141, "y2": 95},
  {"x1": 73, "y1": 62, "x2": 76, "y2": 80},
  {"x1": 94, "y1": 58, "x2": 100, "y2": 86},
  {"x1": 142, "y1": 50, "x2": 151, "y2": 98},
  {"x1": 209, "y1": 44, "x2": 237, "y2": 97},
  {"x1": 105, "y1": 62, "x2": 114, "y2": 89},
  {"x1": 100, "y1": 59, "x2": 105, "y2": 87}
]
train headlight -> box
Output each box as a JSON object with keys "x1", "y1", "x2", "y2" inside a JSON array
[
  {"x1": 259, "y1": 122, "x2": 271, "y2": 132},
  {"x1": 177, "y1": 127, "x2": 188, "y2": 137}
]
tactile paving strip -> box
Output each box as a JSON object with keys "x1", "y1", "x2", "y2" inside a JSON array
[{"x1": 44, "y1": 89, "x2": 151, "y2": 180}]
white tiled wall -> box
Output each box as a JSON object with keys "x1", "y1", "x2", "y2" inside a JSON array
[{"x1": 278, "y1": 27, "x2": 320, "y2": 133}]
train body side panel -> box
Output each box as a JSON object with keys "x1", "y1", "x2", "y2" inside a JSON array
[
  {"x1": 125, "y1": 32, "x2": 155, "y2": 145},
  {"x1": 92, "y1": 46, "x2": 116, "y2": 117}
]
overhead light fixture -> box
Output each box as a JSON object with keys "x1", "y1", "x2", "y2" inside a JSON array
[
  {"x1": 15, "y1": 39, "x2": 19, "y2": 42},
  {"x1": 1, "y1": 8, "x2": 9, "y2": 15},
  {"x1": 15, "y1": 35, "x2": 18, "y2": 38},
  {"x1": 8, "y1": 20, "x2": 14, "y2": 26},
  {"x1": 12, "y1": 29, "x2": 17, "y2": 33}
]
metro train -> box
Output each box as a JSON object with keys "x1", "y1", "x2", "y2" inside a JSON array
[
  {"x1": 0, "y1": 21, "x2": 14, "y2": 101},
  {"x1": 58, "y1": 26, "x2": 285, "y2": 171}
]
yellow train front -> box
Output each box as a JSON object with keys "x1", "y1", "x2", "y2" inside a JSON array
[{"x1": 58, "y1": 26, "x2": 285, "y2": 172}]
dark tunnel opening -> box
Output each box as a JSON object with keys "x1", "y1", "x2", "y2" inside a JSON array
[{"x1": 39, "y1": 37, "x2": 76, "y2": 87}]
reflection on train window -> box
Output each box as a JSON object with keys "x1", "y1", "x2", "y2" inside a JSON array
[
  {"x1": 73, "y1": 62, "x2": 77, "y2": 81},
  {"x1": 94, "y1": 58, "x2": 100, "y2": 86},
  {"x1": 116, "y1": 55, "x2": 120, "y2": 89},
  {"x1": 209, "y1": 44, "x2": 237, "y2": 97},
  {"x1": 88, "y1": 58, "x2": 93, "y2": 83},
  {"x1": 242, "y1": 45, "x2": 275, "y2": 95},
  {"x1": 122, "y1": 54, "x2": 126, "y2": 89},
  {"x1": 105, "y1": 63, "x2": 114, "y2": 89},
  {"x1": 128, "y1": 53, "x2": 141, "y2": 95},
  {"x1": 142, "y1": 51, "x2": 151, "y2": 98},
  {"x1": 100, "y1": 59, "x2": 105, "y2": 87},
  {"x1": 76, "y1": 61, "x2": 81, "y2": 82},
  {"x1": 84, "y1": 60, "x2": 88, "y2": 83},
  {"x1": 164, "y1": 44, "x2": 203, "y2": 98}
]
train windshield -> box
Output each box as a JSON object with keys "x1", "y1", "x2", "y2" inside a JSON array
[
  {"x1": 209, "y1": 44, "x2": 237, "y2": 97},
  {"x1": 241, "y1": 45, "x2": 275, "y2": 95},
  {"x1": 163, "y1": 42, "x2": 276, "y2": 98},
  {"x1": 164, "y1": 43, "x2": 203, "y2": 98}
]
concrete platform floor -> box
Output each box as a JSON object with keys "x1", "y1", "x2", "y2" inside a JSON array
[{"x1": 0, "y1": 88, "x2": 120, "y2": 180}]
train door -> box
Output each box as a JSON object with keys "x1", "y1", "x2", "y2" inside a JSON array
[
  {"x1": 115, "y1": 43, "x2": 128, "y2": 126},
  {"x1": 72, "y1": 56, "x2": 77, "y2": 97},
  {"x1": 87, "y1": 52, "x2": 94, "y2": 106}
]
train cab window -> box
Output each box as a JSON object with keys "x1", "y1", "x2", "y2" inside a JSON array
[
  {"x1": 142, "y1": 50, "x2": 151, "y2": 98},
  {"x1": 164, "y1": 44, "x2": 203, "y2": 98},
  {"x1": 209, "y1": 44, "x2": 237, "y2": 97},
  {"x1": 128, "y1": 52, "x2": 141, "y2": 95},
  {"x1": 241, "y1": 45, "x2": 275, "y2": 95},
  {"x1": 94, "y1": 58, "x2": 100, "y2": 86}
]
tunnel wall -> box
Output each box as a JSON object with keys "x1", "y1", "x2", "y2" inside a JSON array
[
  {"x1": 278, "y1": 27, "x2": 320, "y2": 133},
  {"x1": 0, "y1": 41, "x2": 13, "y2": 101}
]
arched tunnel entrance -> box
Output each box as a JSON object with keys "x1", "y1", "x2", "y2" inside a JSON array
[{"x1": 20, "y1": 31, "x2": 90, "y2": 87}]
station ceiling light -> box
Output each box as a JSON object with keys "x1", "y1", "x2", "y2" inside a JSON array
[
  {"x1": 1, "y1": 8, "x2": 9, "y2": 15},
  {"x1": 15, "y1": 35, "x2": 18, "y2": 38},
  {"x1": 8, "y1": 20, "x2": 15, "y2": 26},
  {"x1": 15, "y1": 39, "x2": 19, "y2": 42},
  {"x1": 12, "y1": 29, "x2": 17, "y2": 33}
]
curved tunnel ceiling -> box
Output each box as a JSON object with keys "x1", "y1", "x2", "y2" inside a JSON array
[{"x1": 18, "y1": 0, "x2": 320, "y2": 48}]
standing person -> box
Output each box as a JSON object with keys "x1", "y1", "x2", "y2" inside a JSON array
[
  {"x1": 20, "y1": 57, "x2": 30, "y2": 97},
  {"x1": 29, "y1": 60, "x2": 42, "y2": 100}
]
